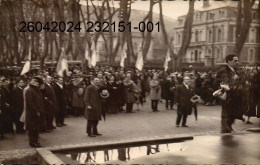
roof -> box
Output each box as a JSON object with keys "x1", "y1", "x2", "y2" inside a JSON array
[{"x1": 196, "y1": 0, "x2": 237, "y2": 12}]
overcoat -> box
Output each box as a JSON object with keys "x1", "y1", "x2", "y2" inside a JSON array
[
  {"x1": 123, "y1": 80, "x2": 139, "y2": 103},
  {"x1": 25, "y1": 85, "x2": 44, "y2": 131},
  {"x1": 11, "y1": 87, "x2": 24, "y2": 122},
  {"x1": 149, "y1": 80, "x2": 162, "y2": 100},
  {"x1": 53, "y1": 83, "x2": 66, "y2": 114},
  {"x1": 72, "y1": 86, "x2": 84, "y2": 108},
  {"x1": 0, "y1": 85, "x2": 13, "y2": 133},
  {"x1": 175, "y1": 84, "x2": 194, "y2": 115},
  {"x1": 161, "y1": 79, "x2": 175, "y2": 100},
  {"x1": 43, "y1": 83, "x2": 57, "y2": 118},
  {"x1": 107, "y1": 81, "x2": 119, "y2": 107},
  {"x1": 215, "y1": 66, "x2": 243, "y2": 120},
  {"x1": 84, "y1": 84, "x2": 102, "y2": 121}
]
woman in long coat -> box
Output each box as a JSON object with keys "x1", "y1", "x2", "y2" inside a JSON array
[
  {"x1": 71, "y1": 78, "x2": 85, "y2": 117},
  {"x1": 150, "y1": 73, "x2": 161, "y2": 112},
  {"x1": 123, "y1": 72, "x2": 139, "y2": 113}
]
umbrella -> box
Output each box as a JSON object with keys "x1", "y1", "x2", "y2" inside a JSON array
[{"x1": 191, "y1": 95, "x2": 200, "y2": 121}]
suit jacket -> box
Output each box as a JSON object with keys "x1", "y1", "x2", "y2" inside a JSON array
[
  {"x1": 215, "y1": 66, "x2": 243, "y2": 120},
  {"x1": 175, "y1": 84, "x2": 194, "y2": 115},
  {"x1": 44, "y1": 83, "x2": 57, "y2": 113},
  {"x1": 53, "y1": 83, "x2": 66, "y2": 112},
  {"x1": 84, "y1": 84, "x2": 102, "y2": 121},
  {"x1": 25, "y1": 85, "x2": 44, "y2": 131}
]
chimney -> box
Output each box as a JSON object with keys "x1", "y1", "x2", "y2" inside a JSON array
[{"x1": 203, "y1": 0, "x2": 210, "y2": 8}]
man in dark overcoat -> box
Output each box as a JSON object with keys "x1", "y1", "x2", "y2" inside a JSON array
[
  {"x1": 175, "y1": 76, "x2": 194, "y2": 127},
  {"x1": 53, "y1": 77, "x2": 67, "y2": 127},
  {"x1": 43, "y1": 76, "x2": 57, "y2": 130},
  {"x1": 162, "y1": 76, "x2": 175, "y2": 110},
  {"x1": 0, "y1": 78, "x2": 13, "y2": 134},
  {"x1": 25, "y1": 77, "x2": 44, "y2": 147},
  {"x1": 0, "y1": 78, "x2": 5, "y2": 139},
  {"x1": 11, "y1": 79, "x2": 26, "y2": 134},
  {"x1": 215, "y1": 54, "x2": 241, "y2": 133},
  {"x1": 84, "y1": 77, "x2": 102, "y2": 137}
]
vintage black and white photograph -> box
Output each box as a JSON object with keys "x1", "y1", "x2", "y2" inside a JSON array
[{"x1": 0, "y1": 0, "x2": 260, "y2": 164}]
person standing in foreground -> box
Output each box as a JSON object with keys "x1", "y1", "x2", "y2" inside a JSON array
[
  {"x1": 53, "y1": 77, "x2": 67, "y2": 127},
  {"x1": 175, "y1": 76, "x2": 194, "y2": 127},
  {"x1": 25, "y1": 77, "x2": 44, "y2": 147},
  {"x1": 150, "y1": 73, "x2": 161, "y2": 112},
  {"x1": 84, "y1": 77, "x2": 102, "y2": 137},
  {"x1": 215, "y1": 54, "x2": 241, "y2": 133},
  {"x1": 11, "y1": 79, "x2": 26, "y2": 134}
]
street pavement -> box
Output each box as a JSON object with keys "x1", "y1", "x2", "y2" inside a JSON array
[
  {"x1": 0, "y1": 100, "x2": 259, "y2": 163},
  {"x1": 0, "y1": 100, "x2": 259, "y2": 151}
]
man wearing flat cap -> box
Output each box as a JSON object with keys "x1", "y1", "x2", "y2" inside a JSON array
[{"x1": 25, "y1": 76, "x2": 44, "y2": 147}]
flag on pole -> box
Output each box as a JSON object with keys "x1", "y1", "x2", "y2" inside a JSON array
[
  {"x1": 164, "y1": 49, "x2": 171, "y2": 71},
  {"x1": 120, "y1": 42, "x2": 127, "y2": 68},
  {"x1": 21, "y1": 47, "x2": 31, "y2": 75},
  {"x1": 135, "y1": 43, "x2": 143, "y2": 71},
  {"x1": 91, "y1": 41, "x2": 97, "y2": 67},
  {"x1": 84, "y1": 42, "x2": 92, "y2": 68},
  {"x1": 56, "y1": 48, "x2": 68, "y2": 77}
]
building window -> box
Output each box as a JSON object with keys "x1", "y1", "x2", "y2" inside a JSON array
[
  {"x1": 233, "y1": 26, "x2": 236, "y2": 42},
  {"x1": 248, "y1": 48, "x2": 255, "y2": 63},
  {"x1": 250, "y1": 28, "x2": 256, "y2": 43},
  {"x1": 209, "y1": 12, "x2": 214, "y2": 20},
  {"x1": 195, "y1": 31, "x2": 199, "y2": 42},
  {"x1": 208, "y1": 29, "x2": 213, "y2": 42},
  {"x1": 216, "y1": 47, "x2": 222, "y2": 63},
  {"x1": 252, "y1": 12, "x2": 256, "y2": 19},
  {"x1": 217, "y1": 28, "x2": 222, "y2": 42},
  {"x1": 198, "y1": 51, "x2": 201, "y2": 61},
  {"x1": 200, "y1": 13, "x2": 203, "y2": 21},
  {"x1": 194, "y1": 50, "x2": 198, "y2": 62},
  {"x1": 208, "y1": 48, "x2": 212, "y2": 56},
  {"x1": 178, "y1": 33, "x2": 181, "y2": 45},
  {"x1": 191, "y1": 52, "x2": 194, "y2": 62},
  {"x1": 179, "y1": 19, "x2": 183, "y2": 25}
]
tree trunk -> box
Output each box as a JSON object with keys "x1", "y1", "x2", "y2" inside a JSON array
[
  {"x1": 234, "y1": 0, "x2": 255, "y2": 58},
  {"x1": 176, "y1": 0, "x2": 195, "y2": 68},
  {"x1": 142, "y1": 0, "x2": 156, "y2": 59}
]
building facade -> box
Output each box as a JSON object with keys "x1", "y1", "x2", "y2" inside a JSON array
[{"x1": 174, "y1": 3, "x2": 260, "y2": 66}]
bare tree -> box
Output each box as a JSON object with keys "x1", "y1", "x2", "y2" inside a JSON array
[
  {"x1": 142, "y1": 0, "x2": 158, "y2": 59},
  {"x1": 158, "y1": 0, "x2": 174, "y2": 70},
  {"x1": 234, "y1": 0, "x2": 256, "y2": 58},
  {"x1": 176, "y1": 0, "x2": 195, "y2": 68}
]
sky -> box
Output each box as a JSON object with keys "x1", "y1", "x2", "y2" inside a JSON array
[{"x1": 81, "y1": 0, "x2": 204, "y2": 20}]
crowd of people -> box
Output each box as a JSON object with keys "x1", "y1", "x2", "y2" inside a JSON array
[{"x1": 0, "y1": 55, "x2": 260, "y2": 147}]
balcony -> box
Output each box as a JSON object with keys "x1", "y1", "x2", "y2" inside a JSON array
[
  {"x1": 189, "y1": 41, "x2": 206, "y2": 46},
  {"x1": 182, "y1": 58, "x2": 205, "y2": 63}
]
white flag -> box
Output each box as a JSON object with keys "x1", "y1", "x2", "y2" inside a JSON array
[
  {"x1": 21, "y1": 48, "x2": 31, "y2": 75},
  {"x1": 135, "y1": 43, "x2": 143, "y2": 71},
  {"x1": 91, "y1": 41, "x2": 97, "y2": 67},
  {"x1": 164, "y1": 49, "x2": 171, "y2": 71},
  {"x1": 120, "y1": 42, "x2": 127, "y2": 68},
  {"x1": 56, "y1": 48, "x2": 68, "y2": 77},
  {"x1": 84, "y1": 42, "x2": 92, "y2": 68}
]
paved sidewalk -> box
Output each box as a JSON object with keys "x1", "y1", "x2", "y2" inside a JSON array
[{"x1": 0, "y1": 101, "x2": 259, "y2": 162}]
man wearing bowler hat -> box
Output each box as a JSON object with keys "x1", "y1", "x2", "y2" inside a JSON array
[{"x1": 25, "y1": 76, "x2": 44, "y2": 147}]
